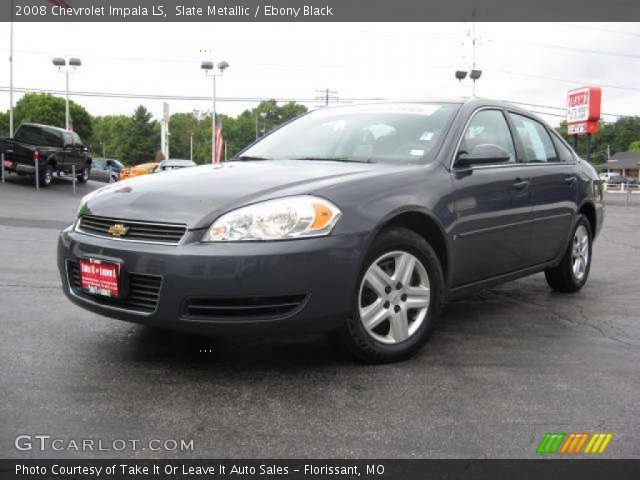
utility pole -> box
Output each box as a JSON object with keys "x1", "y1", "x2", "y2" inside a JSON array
[
  {"x1": 315, "y1": 88, "x2": 338, "y2": 107},
  {"x1": 190, "y1": 134, "x2": 193, "y2": 161},
  {"x1": 9, "y1": 5, "x2": 14, "y2": 137}
]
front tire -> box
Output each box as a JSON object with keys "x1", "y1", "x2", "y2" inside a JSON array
[
  {"x1": 335, "y1": 227, "x2": 444, "y2": 363},
  {"x1": 544, "y1": 215, "x2": 592, "y2": 293}
]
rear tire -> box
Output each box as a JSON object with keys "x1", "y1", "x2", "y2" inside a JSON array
[
  {"x1": 39, "y1": 164, "x2": 53, "y2": 188},
  {"x1": 544, "y1": 215, "x2": 592, "y2": 293},
  {"x1": 335, "y1": 227, "x2": 444, "y2": 363},
  {"x1": 77, "y1": 165, "x2": 90, "y2": 184}
]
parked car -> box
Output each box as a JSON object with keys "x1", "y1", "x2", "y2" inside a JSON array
[
  {"x1": 0, "y1": 123, "x2": 92, "y2": 187},
  {"x1": 152, "y1": 159, "x2": 196, "y2": 172},
  {"x1": 89, "y1": 158, "x2": 120, "y2": 183},
  {"x1": 118, "y1": 162, "x2": 158, "y2": 181},
  {"x1": 58, "y1": 99, "x2": 604, "y2": 363},
  {"x1": 607, "y1": 175, "x2": 638, "y2": 185}
]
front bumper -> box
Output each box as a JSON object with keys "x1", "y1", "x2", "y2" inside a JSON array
[{"x1": 57, "y1": 225, "x2": 368, "y2": 335}]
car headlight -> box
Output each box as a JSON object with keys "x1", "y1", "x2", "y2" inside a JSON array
[{"x1": 202, "y1": 195, "x2": 342, "y2": 242}]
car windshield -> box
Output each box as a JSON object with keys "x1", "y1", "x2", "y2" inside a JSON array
[{"x1": 237, "y1": 103, "x2": 460, "y2": 165}]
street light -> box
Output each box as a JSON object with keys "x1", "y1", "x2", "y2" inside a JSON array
[
  {"x1": 201, "y1": 60, "x2": 229, "y2": 163},
  {"x1": 454, "y1": 69, "x2": 482, "y2": 96},
  {"x1": 52, "y1": 57, "x2": 82, "y2": 130}
]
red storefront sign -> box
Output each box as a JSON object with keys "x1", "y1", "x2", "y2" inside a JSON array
[{"x1": 566, "y1": 86, "x2": 601, "y2": 135}]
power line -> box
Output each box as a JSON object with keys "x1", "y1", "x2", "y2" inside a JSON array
[
  {"x1": 1, "y1": 86, "x2": 634, "y2": 122},
  {"x1": 315, "y1": 88, "x2": 339, "y2": 107},
  {"x1": 0, "y1": 86, "x2": 381, "y2": 104},
  {"x1": 505, "y1": 99, "x2": 633, "y2": 119},
  {"x1": 497, "y1": 69, "x2": 640, "y2": 93}
]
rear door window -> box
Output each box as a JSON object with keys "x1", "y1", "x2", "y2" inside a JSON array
[{"x1": 509, "y1": 113, "x2": 558, "y2": 163}]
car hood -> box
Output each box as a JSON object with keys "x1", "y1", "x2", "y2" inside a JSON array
[{"x1": 80, "y1": 160, "x2": 398, "y2": 229}]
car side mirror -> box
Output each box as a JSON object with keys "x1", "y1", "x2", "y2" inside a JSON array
[{"x1": 456, "y1": 144, "x2": 512, "y2": 168}]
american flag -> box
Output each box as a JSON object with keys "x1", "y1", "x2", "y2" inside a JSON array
[{"x1": 213, "y1": 113, "x2": 224, "y2": 163}]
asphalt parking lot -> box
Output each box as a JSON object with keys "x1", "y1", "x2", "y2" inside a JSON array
[{"x1": 1, "y1": 174, "x2": 639, "y2": 459}]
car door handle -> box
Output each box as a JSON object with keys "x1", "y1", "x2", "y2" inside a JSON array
[
  {"x1": 512, "y1": 179, "x2": 530, "y2": 191},
  {"x1": 565, "y1": 176, "x2": 577, "y2": 185}
]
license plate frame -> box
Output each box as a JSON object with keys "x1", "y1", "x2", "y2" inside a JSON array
[{"x1": 79, "y1": 258, "x2": 122, "y2": 298}]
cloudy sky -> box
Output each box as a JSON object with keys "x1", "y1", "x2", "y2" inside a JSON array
[{"x1": 0, "y1": 22, "x2": 639, "y2": 126}]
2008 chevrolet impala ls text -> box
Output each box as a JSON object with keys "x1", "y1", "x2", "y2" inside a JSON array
[{"x1": 57, "y1": 99, "x2": 604, "y2": 362}]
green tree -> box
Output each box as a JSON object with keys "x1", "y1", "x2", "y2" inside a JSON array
[
  {"x1": 0, "y1": 111, "x2": 8, "y2": 138},
  {"x1": 13, "y1": 93, "x2": 93, "y2": 140},
  {"x1": 167, "y1": 101, "x2": 308, "y2": 163},
  {"x1": 169, "y1": 111, "x2": 210, "y2": 163},
  {"x1": 118, "y1": 106, "x2": 160, "y2": 165},
  {"x1": 629, "y1": 141, "x2": 640, "y2": 152},
  {"x1": 90, "y1": 115, "x2": 132, "y2": 161},
  {"x1": 558, "y1": 116, "x2": 640, "y2": 162}
]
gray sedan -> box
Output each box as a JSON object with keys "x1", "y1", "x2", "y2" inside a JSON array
[{"x1": 57, "y1": 99, "x2": 604, "y2": 363}]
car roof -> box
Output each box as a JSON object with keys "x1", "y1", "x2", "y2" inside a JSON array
[{"x1": 20, "y1": 123, "x2": 70, "y2": 134}]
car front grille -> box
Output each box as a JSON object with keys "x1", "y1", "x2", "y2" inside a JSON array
[
  {"x1": 67, "y1": 260, "x2": 162, "y2": 314},
  {"x1": 183, "y1": 295, "x2": 307, "y2": 320},
  {"x1": 77, "y1": 215, "x2": 187, "y2": 245}
]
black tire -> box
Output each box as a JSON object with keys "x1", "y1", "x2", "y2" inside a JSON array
[
  {"x1": 77, "y1": 165, "x2": 90, "y2": 184},
  {"x1": 39, "y1": 164, "x2": 53, "y2": 188},
  {"x1": 334, "y1": 227, "x2": 444, "y2": 364},
  {"x1": 544, "y1": 215, "x2": 592, "y2": 293}
]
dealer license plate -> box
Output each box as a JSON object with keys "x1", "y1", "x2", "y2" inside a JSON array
[{"x1": 79, "y1": 259, "x2": 120, "y2": 297}]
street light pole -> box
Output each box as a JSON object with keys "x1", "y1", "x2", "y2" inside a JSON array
[
  {"x1": 190, "y1": 134, "x2": 193, "y2": 162},
  {"x1": 212, "y1": 74, "x2": 217, "y2": 163},
  {"x1": 52, "y1": 57, "x2": 81, "y2": 131},
  {"x1": 65, "y1": 69, "x2": 70, "y2": 130}
]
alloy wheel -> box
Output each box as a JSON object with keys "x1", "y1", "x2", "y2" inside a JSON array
[
  {"x1": 358, "y1": 251, "x2": 430, "y2": 344},
  {"x1": 571, "y1": 224, "x2": 590, "y2": 281}
]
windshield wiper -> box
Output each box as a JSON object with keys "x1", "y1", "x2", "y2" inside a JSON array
[
  {"x1": 290, "y1": 156, "x2": 375, "y2": 164},
  {"x1": 233, "y1": 155, "x2": 273, "y2": 161}
]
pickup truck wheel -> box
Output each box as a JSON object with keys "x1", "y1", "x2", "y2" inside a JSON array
[
  {"x1": 334, "y1": 227, "x2": 444, "y2": 364},
  {"x1": 39, "y1": 165, "x2": 53, "y2": 188},
  {"x1": 77, "y1": 166, "x2": 90, "y2": 183},
  {"x1": 545, "y1": 215, "x2": 592, "y2": 293}
]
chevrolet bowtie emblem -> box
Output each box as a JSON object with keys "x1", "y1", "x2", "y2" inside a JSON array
[{"x1": 108, "y1": 224, "x2": 129, "y2": 237}]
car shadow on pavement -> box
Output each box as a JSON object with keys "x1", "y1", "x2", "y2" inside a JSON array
[
  {"x1": 107, "y1": 282, "x2": 552, "y2": 372},
  {"x1": 124, "y1": 325, "x2": 350, "y2": 370}
]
